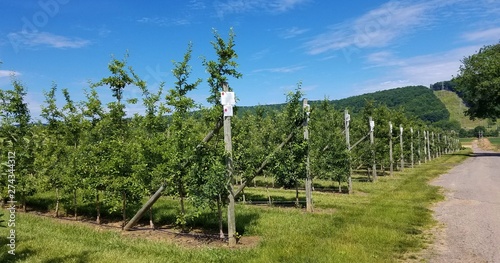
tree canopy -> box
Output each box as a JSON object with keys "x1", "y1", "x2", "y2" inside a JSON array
[{"x1": 453, "y1": 43, "x2": 500, "y2": 120}]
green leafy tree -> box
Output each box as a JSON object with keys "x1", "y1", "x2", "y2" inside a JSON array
[
  {"x1": 79, "y1": 86, "x2": 106, "y2": 223},
  {"x1": 271, "y1": 88, "x2": 306, "y2": 205},
  {"x1": 37, "y1": 84, "x2": 66, "y2": 217},
  {"x1": 91, "y1": 55, "x2": 144, "y2": 227},
  {"x1": 310, "y1": 99, "x2": 349, "y2": 192},
  {"x1": 0, "y1": 79, "x2": 36, "y2": 211},
  {"x1": 453, "y1": 43, "x2": 500, "y2": 120},
  {"x1": 202, "y1": 28, "x2": 242, "y2": 246},
  {"x1": 163, "y1": 43, "x2": 202, "y2": 228}
]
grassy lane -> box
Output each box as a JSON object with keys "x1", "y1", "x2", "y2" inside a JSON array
[{"x1": 1, "y1": 149, "x2": 471, "y2": 263}]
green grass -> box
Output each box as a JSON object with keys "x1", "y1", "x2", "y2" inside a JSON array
[
  {"x1": 459, "y1": 138, "x2": 475, "y2": 143},
  {"x1": 487, "y1": 137, "x2": 500, "y2": 150},
  {"x1": 488, "y1": 137, "x2": 500, "y2": 145},
  {"x1": 1, "y1": 150, "x2": 471, "y2": 263},
  {"x1": 434, "y1": 90, "x2": 491, "y2": 130}
]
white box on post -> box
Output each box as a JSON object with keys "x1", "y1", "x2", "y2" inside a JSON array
[
  {"x1": 221, "y1": 92, "x2": 235, "y2": 106},
  {"x1": 224, "y1": 105, "x2": 233, "y2": 117}
]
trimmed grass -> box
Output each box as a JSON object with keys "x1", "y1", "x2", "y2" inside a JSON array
[
  {"x1": 487, "y1": 137, "x2": 500, "y2": 151},
  {"x1": 1, "y1": 149, "x2": 471, "y2": 263},
  {"x1": 434, "y1": 90, "x2": 491, "y2": 130},
  {"x1": 488, "y1": 137, "x2": 500, "y2": 145}
]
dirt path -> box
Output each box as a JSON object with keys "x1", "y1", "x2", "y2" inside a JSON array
[{"x1": 426, "y1": 141, "x2": 500, "y2": 262}]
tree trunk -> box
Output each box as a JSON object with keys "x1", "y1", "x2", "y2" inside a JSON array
[
  {"x1": 295, "y1": 180, "x2": 299, "y2": 207},
  {"x1": 122, "y1": 191, "x2": 127, "y2": 230},
  {"x1": 179, "y1": 188, "x2": 185, "y2": 217},
  {"x1": 218, "y1": 194, "x2": 224, "y2": 240},
  {"x1": 149, "y1": 192, "x2": 154, "y2": 229},
  {"x1": 55, "y1": 187, "x2": 60, "y2": 218},
  {"x1": 266, "y1": 174, "x2": 272, "y2": 205},
  {"x1": 73, "y1": 189, "x2": 77, "y2": 219},
  {"x1": 338, "y1": 177, "x2": 342, "y2": 193},
  {"x1": 22, "y1": 194, "x2": 26, "y2": 212},
  {"x1": 149, "y1": 207, "x2": 154, "y2": 229},
  {"x1": 96, "y1": 189, "x2": 101, "y2": 225}
]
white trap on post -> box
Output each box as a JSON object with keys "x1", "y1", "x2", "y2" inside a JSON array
[{"x1": 221, "y1": 91, "x2": 235, "y2": 117}]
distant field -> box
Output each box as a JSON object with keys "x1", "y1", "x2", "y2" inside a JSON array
[
  {"x1": 488, "y1": 137, "x2": 500, "y2": 150},
  {"x1": 488, "y1": 137, "x2": 500, "y2": 145},
  {"x1": 459, "y1": 138, "x2": 475, "y2": 143},
  {"x1": 434, "y1": 90, "x2": 490, "y2": 130}
]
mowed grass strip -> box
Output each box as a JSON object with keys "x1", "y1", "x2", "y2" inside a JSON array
[
  {"x1": 488, "y1": 137, "x2": 500, "y2": 151},
  {"x1": 1, "y1": 149, "x2": 470, "y2": 263}
]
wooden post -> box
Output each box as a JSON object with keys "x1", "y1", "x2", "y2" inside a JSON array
[
  {"x1": 389, "y1": 121, "x2": 393, "y2": 176},
  {"x1": 438, "y1": 134, "x2": 442, "y2": 157},
  {"x1": 410, "y1": 127, "x2": 414, "y2": 168},
  {"x1": 417, "y1": 130, "x2": 421, "y2": 165},
  {"x1": 345, "y1": 109, "x2": 352, "y2": 193},
  {"x1": 303, "y1": 99, "x2": 313, "y2": 212},
  {"x1": 124, "y1": 184, "x2": 165, "y2": 231},
  {"x1": 423, "y1": 131, "x2": 427, "y2": 163},
  {"x1": 223, "y1": 83, "x2": 237, "y2": 247},
  {"x1": 400, "y1": 124, "x2": 404, "y2": 171},
  {"x1": 369, "y1": 117, "x2": 377, "y2": 181},
  {"x1": 432, "y1": 132, "x2": 436, "y2": 159},
  {"x1": 427, "y1": 131, "x2": 431, "y2": 161}
]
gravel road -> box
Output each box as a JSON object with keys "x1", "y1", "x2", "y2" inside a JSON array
[{"x1": 427, "y1": 142, "x2": 500, "y2": 262}]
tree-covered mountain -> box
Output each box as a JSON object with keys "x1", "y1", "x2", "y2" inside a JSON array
[{"x1": 239, "y1": 85, "x2": 450, "y2": 123}]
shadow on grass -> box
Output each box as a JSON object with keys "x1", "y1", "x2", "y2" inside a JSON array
[
  {"x1": 0, "y1": 248, "x2": 35, "y2": 263},
  {"x1": 238, "y1": 192, "x2": 307, "y2": 208}
]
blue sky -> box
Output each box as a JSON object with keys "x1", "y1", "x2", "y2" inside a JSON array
[{"x1": 0, "y1": 0, "x2": 499, "y2": 119}]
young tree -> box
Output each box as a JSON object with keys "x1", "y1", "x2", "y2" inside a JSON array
[
  {"x1": 310, "y1": 99, "x2": 349, "y2": 192},
  {"x1": 38, "y1": 84, "x2": 65, "y2": 217},
  {"x1": 271, "y1": 88, "x2": 307, "y2": 205},
  {"x1": 202, "y1": 28, "x2": 242, "y2": 247},
  {"x1": 91, "y1": 54, "x2": 144, "y2": 228},
  {"x1": 0, "y1": 79, "x2": 36, "y2": 211},
  {"x1": 163, "y1": 43, "x2": 202, "y2": 228}
]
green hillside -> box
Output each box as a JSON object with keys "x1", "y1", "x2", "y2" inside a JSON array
[
  {"x1": 239, "y1": 85, "x2": 450, "y2": 123},
  {"x1": 434, "y1": 90, "x2": 490, "y2": 129},
  {"x1": 330, "y1": 85, "x2": 449, "y2": 122}
]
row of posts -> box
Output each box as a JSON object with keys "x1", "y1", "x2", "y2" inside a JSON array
[{"x1": 344, "y1": 109, "x2": 460, "y2": 191}]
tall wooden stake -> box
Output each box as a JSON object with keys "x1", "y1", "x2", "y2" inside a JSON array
[
  {"x1": 222, "y1": 83, "x2": 237, "y2": 247},
  {"x1": 389, "y1": 121, "x2": 393, "y2": 176},
  {"x1": 400, "y1": 124, "x2": 404, "y2": 171},
  {"x1": 369, "y1": 117, "x2": 377, "y2": 181},
  {"x1": 427, "y1": 131, "x2": 431, "y2": 161},
  {"x1": 417, "y1": 130, "x2": 421, "y2": 165},
  {"x1": 304, "y1": 99, "x2": 313, "y2": 212},
  {"x1": 345, "y1": 109, "x2": 352, "y2": 193},
  {"x1": 410, "y1": 127, "x2": 414, "y2": 168}
]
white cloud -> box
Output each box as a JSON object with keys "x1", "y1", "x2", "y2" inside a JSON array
[
  {"x1": 304, "y1": 1, "x2": 436, "y2": 55},
  {"x1": 7, "y1": 31, "x2": 90, "y2": 50},
  {"x1": 137, "y1": 16, "x2": 192, "y2": 27},
  {"x1": 462, "y1": 27, "x2": 500, "y2": 42},
  {"x1": 356, "y1": 45, "x2": 483, "y2": 94},
  {"x1": 250, "y1": 48, "x2": 271, "y2": 60},
  {"x1": 253, "y1": 65, "x2": 305, "y2": 73},
  {"x1": 188, "y1": 0, "x2": 207, "y2": 10},
  {"x1": 280, "y1": 27, "x2": 309, "y2": 39},
  {"x1": 214, "y1": 0, "x2": 309, "y2": 18},
  {"x1": 0, "y1": 70, "x2": 20, "y2": 78}
]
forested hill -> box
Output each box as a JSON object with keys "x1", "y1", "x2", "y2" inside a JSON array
[
  {"x1": 330, "y1": 86, "x2": 449, "y2": 122},
  {"x1": 238, "y1": 85, "x2": 449, "y2": 123}
]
